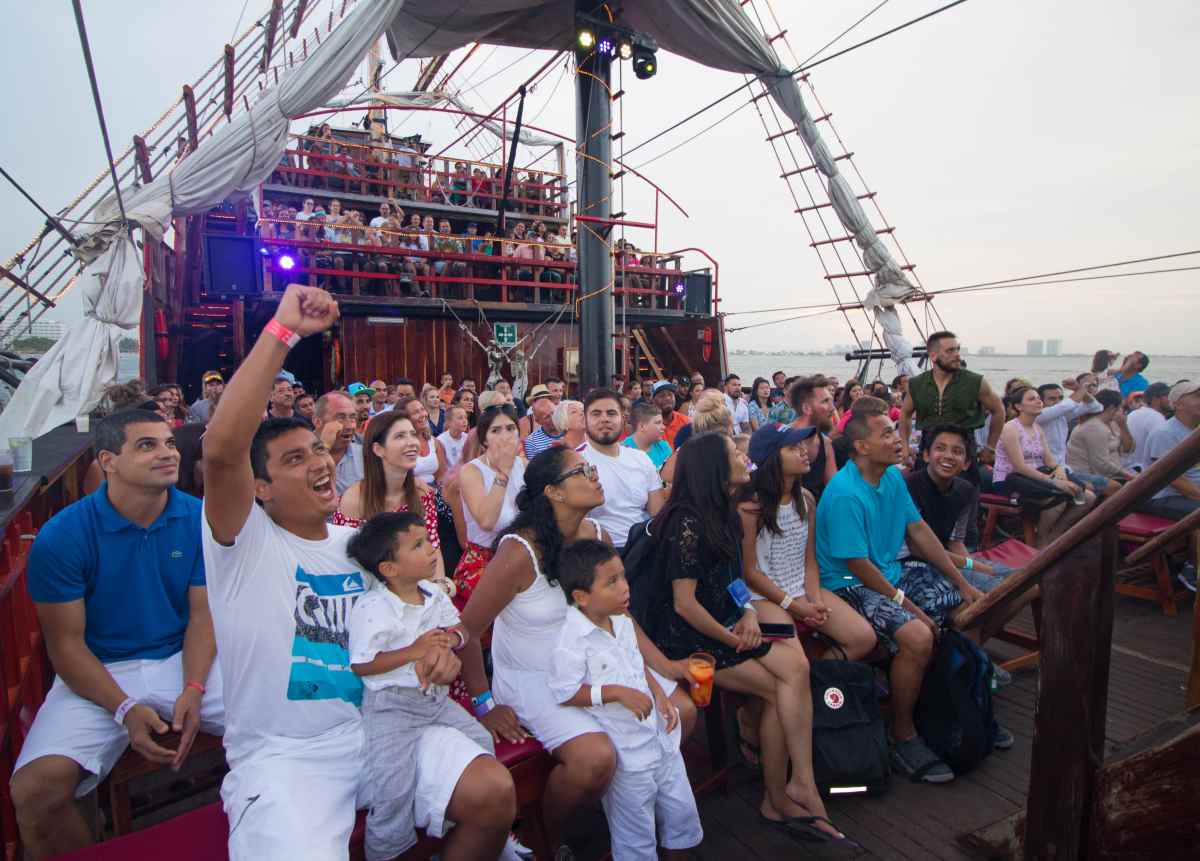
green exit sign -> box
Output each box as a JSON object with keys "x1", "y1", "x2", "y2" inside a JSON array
[{"x1": 494, "y1": 323, "x2": 518, "y2": 346}]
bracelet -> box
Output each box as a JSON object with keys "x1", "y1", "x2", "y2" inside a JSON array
[
  {"x1": 779, "y1": 594, "x2": 793, "y2": 611},
  {"x1": 964, "y1": 557, "x2": 974, "y2": 571},
  {"x1": 449, "y1": 627, "x2": 467, "y2": 650},
  {"x1": 185, "y1": 680, "x2": 206, "y2": 695},
  {"x1": 890, "y1": 588, "x2": 906, "y2": 606},
  {"x1": 265, "y1": 318, "x2": 301, "y2": 349},
  {"x1": 590, "y1": 685, "x2": 604, "y2": 708},
  {"x1": 113, "y1": 697, "x2": 139, "y2": 727},
  {"x1": 742, "y1": 603, "x2": 757, "y2": 614}
]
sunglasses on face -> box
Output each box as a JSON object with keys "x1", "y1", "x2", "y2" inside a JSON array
[{"x1": 556, "y1": 463, "x2": 598, "y2": 483}]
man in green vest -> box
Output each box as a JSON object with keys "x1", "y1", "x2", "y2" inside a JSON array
[{"x1": 900, "y1": 331, "x2": 1005, "y2": 470}]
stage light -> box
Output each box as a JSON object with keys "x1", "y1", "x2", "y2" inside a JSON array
[
  {"x1": 597, "y1": 37, "x2": 616, "y2": 58},
  {"x1": 277, "y1": 253, "x2": 296, "y2": 271},
  {"x1": 633, "y1": 44, "x2": 657, "y2": 79},
  {"x1": 673, "y1": 281, "x2": 686, "y2": 295},
  {"x1": 618, "y1": 39, "x2": 633, "y2": 60},
  {"x1": 577, "y1": 28, "x2": 595, "y2": 50}
]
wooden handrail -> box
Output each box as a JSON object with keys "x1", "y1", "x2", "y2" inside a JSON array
[
  {"x1": 1125, "y1": 505, "x2": 1200, "y2": 565},
  {"x1": 954, "y1": 423, "x2": 1200, "y2": 632}
]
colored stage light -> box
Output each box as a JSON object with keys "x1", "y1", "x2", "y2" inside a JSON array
[
  {"x1": 597, "y1": 37, "x2": 616, "y2": 58},
  {"x1": 633, "y1": 46, "x2": 657, "y2": 79},
  {"x1": 577, "y1": 28, "x2": 595, "y2": 50},
  {"x1": 277, "y1": 254, "x2": 296, "y2": 271},
  {"x1": 618, "y1": 39, "x2": 633, "y2": 61},
  {"x1": 673, "y1": 281, "x2": 686, "y2": 295}
]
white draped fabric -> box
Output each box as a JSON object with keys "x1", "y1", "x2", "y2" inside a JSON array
[{"x1": 0, "y1": 0, "x2": 405, "y2": 439}]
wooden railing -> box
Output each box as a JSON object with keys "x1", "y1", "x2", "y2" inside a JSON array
[{"x1": 956, "y1": 424, "x2": 1200, "y2": 859}]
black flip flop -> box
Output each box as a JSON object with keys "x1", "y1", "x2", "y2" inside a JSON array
[{"x1": 758, "y1": 814, "x2": 867, "y2": 858}]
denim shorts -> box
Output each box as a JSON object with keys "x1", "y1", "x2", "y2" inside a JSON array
[{"x1": 1066, "y1": 469, "x2": 1108, "y2": 494}]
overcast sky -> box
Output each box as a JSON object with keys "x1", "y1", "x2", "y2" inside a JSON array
[{"x1": 2, "y1": 0, "x2": 1197, "y2": 355}]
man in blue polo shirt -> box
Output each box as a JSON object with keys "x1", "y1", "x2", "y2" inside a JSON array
[
  {"x1": 816, "y1": 397, "x2": 992, "y2": 785},
  {"x1": 9, "y1": 410, "x2": 223, "y2": 859}
]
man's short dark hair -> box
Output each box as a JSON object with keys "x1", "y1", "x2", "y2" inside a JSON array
[
  {"x1": 788, "y1": 375, "x2": 829, "y2": 412},
  {"x1": 1144, "y1": 382, "x2": 1171, "y2": 401},
  {"x1": 583, "y1": 388, "x2": 622, "y2": 412},
  {"x1": 1037, "y1": 383, "x2": 1062, "y2": 400},
  {"x1": 1095, "y1": 389, "x2": 1123, "y2": 410},
  {"x1": 1134, "y1": 352, "x2": 1150, "y2": 372},
  {"x1": 919, "y1": 423, "x2": 975, "y2": 461},
  {"x1": 557, "y1": 539, "x2": 619, "y2": 605},
  {"x1": 926, "y1": 330, "x2": 957, "y2": 351},
  {"x1": 630, "y1": 401, "x2": 659, "y2": 430},
  {"x1": 394, "y1": 377, "x2": 415, "y2": 389},
  {"x1": 724, "y1": 374, "x2": 740, "y2": 384},
  {"x1": 346, "y1": 511, "x2": 424, "y2": 578},
  {"x1": 251, "y1": 417, "x2": 316, "y2": 482},
  {"x1": 844, "y1": 396, "x2": 889, "y2": 446},
  {"x1": 94, "y1": 409, "x2": 168, "y2": 456}
]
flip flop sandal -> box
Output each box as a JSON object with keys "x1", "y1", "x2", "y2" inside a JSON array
[{"x1": 758, "y1": 814, "x2": 867, "y2": 858}]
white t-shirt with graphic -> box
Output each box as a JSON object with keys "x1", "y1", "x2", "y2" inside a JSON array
[{"x1": 202, "y1": 502, "x2": 373, "y2": 764}]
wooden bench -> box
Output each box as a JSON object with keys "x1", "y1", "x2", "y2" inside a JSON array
[
  {"x1": 1116, "y1": 512, "x2": 1195, "y2": 616},
  {"x1": 99, "y1": 731, "x2": 225, "y2": 836},
  {"x1": 979, "y1": 492, "x2": 1037, "y2": 548}
]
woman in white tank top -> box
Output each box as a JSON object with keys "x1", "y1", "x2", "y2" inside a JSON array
[
  {"x1": 455, "y1": 445, "x2": 698, "y2": 853},
  {"x1": 451, "y1": 404, "x2": 525, "y2": 604}
]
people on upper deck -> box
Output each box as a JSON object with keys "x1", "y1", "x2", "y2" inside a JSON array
[
  {"x1": 1138, "y1": 380, "x2": 1200, "y2": 522},
  {"x1": 10, "y1": 410, "x2": 224, "y2": 859}
]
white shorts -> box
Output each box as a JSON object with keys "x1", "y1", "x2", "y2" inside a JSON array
[
  {"x1": 495, "y1": 667, "x2": 678, "y2": 754},
  {"x1": 12, "y1": 651, "x2": 224, "y2": 797},
  {"x1": 223, "y1": 720, "x2": 484, "y2": 861},
  {"x1": 602, "y1": 750, "x2": 702, "y2": 860}
]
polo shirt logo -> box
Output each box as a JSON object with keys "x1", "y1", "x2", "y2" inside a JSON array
[{"x1": 170, "y1": 550, "x2": 183, "y2": 559}]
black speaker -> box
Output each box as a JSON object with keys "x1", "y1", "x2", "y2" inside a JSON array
[
  {"x1": 204, "y1": 234, "x2": 263, "y2": 297},
  {"x1": 683, "y1": 270, "x2": 712, "y2": 316}
]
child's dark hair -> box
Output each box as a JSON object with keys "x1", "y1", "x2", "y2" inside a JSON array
[
  {"x1": 346, "y1": 511, "x2": 425, "y2": 577},
  {"x1": 557, "y1": 539, "x2": 619, "y2": 604}
]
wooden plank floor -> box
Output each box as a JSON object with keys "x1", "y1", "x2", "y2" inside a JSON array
[{"x1": 567, "y1": 592, "x2": 1195, "y2": 860}]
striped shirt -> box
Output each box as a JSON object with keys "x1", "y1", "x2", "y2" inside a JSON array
[{"x1": 523, "y1": 427, "x2": 564, "y2": 460}]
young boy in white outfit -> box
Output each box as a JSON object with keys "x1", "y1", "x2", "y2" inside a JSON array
[
  {"x1": 549, "y1": 540, "x2": 703, "y2": 861},
  {"x1": 347, "y1": 511, "x2": 501, "y2": 861}
]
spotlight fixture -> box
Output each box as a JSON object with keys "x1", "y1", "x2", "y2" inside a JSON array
[
  {"x1": 633, "y1": 47, "x2": 656, "y2": 79},
  {"x1": 673, "y1": 281, "x2": 686, "y2": 296},
  {"x1": 597, "y1": 37, "x2": 616, "y2": 58},
  {"x1": 276, "y1": 253, "x2": 296, "y2": 271},
  {"x1": 617, "y1": 39, "x2": 633, "y2": 61},
  {"x1": 577, "y1": 28, "x2": 595, "y2": 50}
]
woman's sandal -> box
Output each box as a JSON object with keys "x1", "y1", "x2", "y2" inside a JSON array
[{"x1": 758, "y1": 814, "x2": 866, "y2": 858}]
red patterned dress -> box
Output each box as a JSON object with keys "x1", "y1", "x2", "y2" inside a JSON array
[{"x1": 331, "y1": 489, "x2": 441, "y2": 551}]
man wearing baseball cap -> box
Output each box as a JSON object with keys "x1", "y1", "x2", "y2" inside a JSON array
[
  {"x1": 651, "y1": 380, "x2": 690, "y2": 447},
  {"x1": 189, "y1": 371, "x2": 224, "y2": 424},
  {"x1": 1140, "y1": 380, "x2": 1200, "y2": 522}
]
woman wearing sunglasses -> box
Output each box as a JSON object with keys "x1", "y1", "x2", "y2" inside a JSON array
[{"x1": 458, "y1": 446, "x2": 697, "y2": 859}]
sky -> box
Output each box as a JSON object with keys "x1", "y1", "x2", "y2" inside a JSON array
[{"x1": 1, "y1": 0, "x2": 1198, "y2": 356}]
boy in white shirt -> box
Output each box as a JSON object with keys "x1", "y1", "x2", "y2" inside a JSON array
[
  {"x1": 348, "y1": 511, "x2": 506, "y2": 861},
  {"x1": 436, "y1": 404, "x2": 470, "y2": 472},
  {"x1": 549, "y1": 541, "x2": 702, "y2": 861}
]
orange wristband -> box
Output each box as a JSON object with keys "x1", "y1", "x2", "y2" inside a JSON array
[
  {"x1": 186, "y1": 681, "x2": 206, "y2": 695},
  {"x1": 265, "y1": 318, "x2": 300, "y2": 348}
]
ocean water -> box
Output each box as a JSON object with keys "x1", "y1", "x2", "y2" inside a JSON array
[{"x1": 727, "y1": 353, "x2": 1200, "y2": 393}]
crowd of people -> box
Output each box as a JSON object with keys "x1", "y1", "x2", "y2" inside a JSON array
[{"x1": 9, "y1": 287, "x2": 1198, "y2": 860}]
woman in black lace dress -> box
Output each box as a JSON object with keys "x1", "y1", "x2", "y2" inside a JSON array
[{"x1": 650, "y1": 432, "x2": 852, "y2": 846}]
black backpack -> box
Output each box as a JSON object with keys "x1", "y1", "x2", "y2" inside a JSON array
[
  {"x1": 622, "y1": 518, "x2": 666, "y2": 640},
  {"x1": 809, "y1": 643, "x2": 890, "y2": 795},
  {"x1": 913, "y1": 630, "x2": 998, "y2": 775}
]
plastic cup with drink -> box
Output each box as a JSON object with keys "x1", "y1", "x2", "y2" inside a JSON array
[
  {"x1": 687, "y1": 652, "x2": 716, "y2": 708},
  {"x1": 9, "y1": 437, "x2": 32, "y2": 473}
]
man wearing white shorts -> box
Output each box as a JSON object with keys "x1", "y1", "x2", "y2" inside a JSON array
[
  {"x1": 10, "y1": 409, "x2": 224, "y2": 860},
  {"x1": 202, "y1": 283, "x2": 515, "y2": 860}
]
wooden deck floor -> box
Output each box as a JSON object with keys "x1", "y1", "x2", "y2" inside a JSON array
[{"x1": 566, "y1": 592, "x2": 1195, "y2": 861}]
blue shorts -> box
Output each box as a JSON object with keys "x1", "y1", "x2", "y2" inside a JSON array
[{"x1": 1066, "y1": 469, "x2": 1108, "y2": 494}]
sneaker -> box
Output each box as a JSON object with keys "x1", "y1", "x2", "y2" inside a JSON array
[
  {"x1": 993, "y1": 725, "x2": 1015, "y2": 750},
  {"x1": 1177, "y1": 563, "x2": 1197, "y2": 593},
  {"x1": 891, "y1": 736, "x2": 955, "y2": 784},
  {"x1": 992, "y1": 664, "x2": 1013, "y2": 688},
  {"x1": 500, "y1": 835, "x2": 534, "y2": 861}
]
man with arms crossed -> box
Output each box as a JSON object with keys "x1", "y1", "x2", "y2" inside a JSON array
[
  {"x1": 10, "y1": 410, "x2": 223, "y2": 859},
  {"x1": 579, "y1": 389, "x2": 666, "y2": 549},
  {"x1": 817, "y1": 399, "x2": 994, "y2": 784},
  {"x1": 202, "y1": 284, "x2": 515, "y2": 859}
]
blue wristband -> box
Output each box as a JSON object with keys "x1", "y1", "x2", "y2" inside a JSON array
[
  {"x1": 471, "y1": 690, "x2": 495, "y2": 718},
  {"x1": 964, "y1": 557, "x2": 974, "y2": 571}
]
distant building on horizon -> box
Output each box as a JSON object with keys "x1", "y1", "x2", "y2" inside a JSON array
[
  {"x1": 1027, "y1": 339, "x2": 1045, "y2": 356},
  {"x1": 978, "y1": 346, "x2": 996, "y2": 356},
  {"x1": 1046, "y1": 339, "x2": 1062, "y2": 356}
]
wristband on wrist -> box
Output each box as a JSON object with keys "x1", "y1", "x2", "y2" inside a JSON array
[
  {"x1": 742, "y1": 603, "x2": 757, "y2": 614},
  {"x1": 185, "y1": 680, "x2": 206, "y2": 695},
  {"x1": 890, "y1": 588, "x2": 906, "y2": 606},
  {"x1": 964, "y1": 557, "x2": 974, "y2": 571},
  {"x1": 265, "y1": 318, "x2": 301, "y2": 349},
  {"x1": 113, "y1": 697, "x2": 139, "y2": 727},
  {"x1": 471, "y1": 690, "x2": 495, "y2": 718},
  {"x1": 449, "y1": 627, "x2": 467, "y2": 650},
  {"x1": 590, "y1": 685, "x2": 604, "y2": 708},
  {"x1": 779, "y1": 594, "x2": 793, "y2": 611}
]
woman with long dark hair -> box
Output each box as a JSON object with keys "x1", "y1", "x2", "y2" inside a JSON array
[
  {"x1": 649, "y1": 432, "x2": 849, "y2": 844},
  {"x1": 739, "y1": 424, "x2": 876, "y2": 659},
  {"x1": 452, "y1": 404, "x2": 525, "y2": 604},
  {"x1": 834, "y1": 380, "x2": 864, "y2": 433},
  {"x1": 458, "y1": 446, "x2": 696, "y2": 857},
  {"x1": 747, "y1": 377, "x2": 771, "y2": 431},
  {"x1": 332, "y1": 411, "x2": 448, "y2": 584},
  {"x1": 397, "y1": 396, "x2": 443, "y2": 486}
]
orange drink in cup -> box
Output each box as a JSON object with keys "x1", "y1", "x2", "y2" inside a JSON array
[{"x1": 687, "y1": 652, "x2": 716, "y2": 707}]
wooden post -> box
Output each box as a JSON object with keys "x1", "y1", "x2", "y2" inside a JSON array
[
  {"x1": 261, "y1": 0, "x2": 283, "y2": 74},
  {"x1": 289, "y1": 0, "x2": 308, "y2": 38},
  {"x1": 132, "y1": 135, "x2": 153, "y2": 184},
  {"x1": 1023, "y1": 529, "x2": 1118, "y2": 860},
  {"x1": 223, "y1": 45, "x2": 235, "y2": 118},
  {"x1": 182, "y1": 85, "x2": 199, "y2": 151}
]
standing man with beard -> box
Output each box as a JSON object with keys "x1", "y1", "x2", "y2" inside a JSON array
[
  {"x1": 788, "y1": 375, "x2": 839, "y2": 499},
  {"x1": 579, "y1": 390, "x2": 666, "y2": 549},
  {"x1": 901, "y1": 331, "x2": 1005, "y2": 472}
]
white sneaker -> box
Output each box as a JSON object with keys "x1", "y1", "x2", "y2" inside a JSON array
[{"x1": 499, "y1": 834, "x2": 535, "y2": 861}]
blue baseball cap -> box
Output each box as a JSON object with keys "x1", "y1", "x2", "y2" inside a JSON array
[
  {"x1": 747, "y1": 422, "x2": 816, "y2": 467},
  {"x1": 347, "y1": 382, "x2": 375, "y2": 398}
]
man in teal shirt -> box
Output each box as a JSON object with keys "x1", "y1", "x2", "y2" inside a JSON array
[{"x1": 816, "y1": 397, "x2": 1000, "y2": 784}]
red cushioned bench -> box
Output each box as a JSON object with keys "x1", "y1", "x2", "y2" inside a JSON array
[
  {"x1": 979, "y1": 492, "x2": 1038, "y2": 549},
  {"x1": 973, "y1": 538, "x2": 1042, "y2": 671},
  {"x1": 1116, "y1": 512, "x2": 1192, "y2": 616}
]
